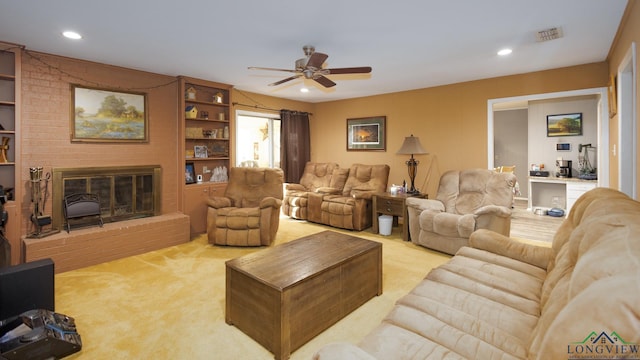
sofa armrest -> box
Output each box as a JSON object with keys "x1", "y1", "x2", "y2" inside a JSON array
[
  {"x1": 259, "y1": 197, "x2": 282, "y2": 209},
  {"x1": 316, "y1": 187, "x2": 342, "y2": 195},
  {"x1": 206, "y1": 196, "x2": 232, "y2": 209},
  {"x1": 405, "y1": 197, "x2": 445, "y2": 212},
  {"x1": 285, "y1": 183, "x2": 306, "y2": 191},
  {"x1": 469, "y1": 229, "x2": 553, "y2": 269},
  {"x1": 312, "y1": 343, "x2": 377, "y2": 360},
  {"x1": 351, "y1": 190, "x2": 375, "y2": 200},
  {"x1": 474, "y1": 205, "x2": 512, "y2": 218}
]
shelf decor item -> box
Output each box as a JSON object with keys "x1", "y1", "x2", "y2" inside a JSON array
[
  {"x1": 186, "y1": 87, "x2": 197, "y2": 100},
  {"x1": 185, "y1": 105, "x2": 198, "y2": 119},
  {"x1": 0, "y1": 137, "x2": 9, "y2": 163},
  {"x1": 194, "y1": 145, "x2": 208, "y2": 159},
  {"x1": 185, "y1": 162, "x2": 196, "y2": 184},
  {"x1": 214, "y1": 92, "x2": 223, "y2": 103},
  {"x1": 71, "y1": 85, "x2": 148, "y2": 142}
]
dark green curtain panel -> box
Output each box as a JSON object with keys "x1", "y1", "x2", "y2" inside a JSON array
[{"x1": 280, "y1": 110, "x2": 310, "y2": 183}]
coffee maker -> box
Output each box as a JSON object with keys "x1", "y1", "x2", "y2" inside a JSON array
[{"x1": 555, "y1": 159, "x2": 572, "y2": 178}]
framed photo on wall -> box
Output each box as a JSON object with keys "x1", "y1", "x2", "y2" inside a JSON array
[
  {"x1": 71, "y1": 85, "x2": 148, "y2": 142},
  {"x1": 546, "y1": 113, "x2": 582, "y2": 137},
  {"x1": 346, "y1": 116, "x2": 386, "y2": 151}
]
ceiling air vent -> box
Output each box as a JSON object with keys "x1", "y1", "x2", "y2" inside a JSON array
[{"x1": 536, "y1": 27, "x2": 563, "y2": 42}]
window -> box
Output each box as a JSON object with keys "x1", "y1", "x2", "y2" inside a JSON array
[{"x1": 235, "y1": 111, "x2": 281, "y2": 168}]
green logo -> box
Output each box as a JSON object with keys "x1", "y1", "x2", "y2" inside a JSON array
[{"x1": 567, "y1": 331, "x2": 639, "y2": 359}]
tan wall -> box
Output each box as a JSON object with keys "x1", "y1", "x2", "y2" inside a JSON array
[
  {"x1": 312, "y1": 63, "x2": 609, "y2": 196},
  {"x1": 20, "y1": 51, "x2": 180, "y2": 236},
  {"x1": 607, "y1": 0, "x2": 640, "y2": 195}
]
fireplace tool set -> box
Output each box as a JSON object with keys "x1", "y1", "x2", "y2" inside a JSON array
[{"x1": 27, "y1": 167, "x2": 58, "y2": 238}]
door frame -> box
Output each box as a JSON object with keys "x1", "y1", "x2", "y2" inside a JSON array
[{"x1": 617, "y1": 42, "x2": 637, "y2": 199}]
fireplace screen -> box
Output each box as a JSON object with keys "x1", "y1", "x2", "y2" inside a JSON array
[{"x1": 52, "y1": 166, "x2": 161, "y2": 231}]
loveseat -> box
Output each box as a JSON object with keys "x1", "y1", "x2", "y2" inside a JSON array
[
  {"x1": 314, "y1": 187, "x2": 640, "y2": 359},
  {"x1": 284, "y1": 163, "x2": 390, "y2": 231}
]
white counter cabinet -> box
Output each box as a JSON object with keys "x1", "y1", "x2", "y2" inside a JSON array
[{"x1": 528, "y1": 177, "x2": 597, "y2": 215}]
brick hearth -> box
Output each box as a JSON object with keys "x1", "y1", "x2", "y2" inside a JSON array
[{"x1": 22, "y1": 213, "x2": 190, "y2": 273}]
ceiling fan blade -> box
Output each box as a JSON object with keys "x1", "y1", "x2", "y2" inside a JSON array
[
  {"x1": 326, "y1": 66, "x2": 372, "y2": 75},
  {"x1": 306, "y1": 52, "x2": 328, "y2": 69},
  {"x1": 313, "y1": 75, "x2": 336, "y2": 88},
  {"x1": 268, "y1": 75, "x2": 302, "y2": 86},
  {"x1": 248, "y1": 66, "x2": 298, "y2": 73}
]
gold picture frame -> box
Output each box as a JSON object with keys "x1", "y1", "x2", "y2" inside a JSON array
[{"x1": 71, "y1": 85, "x2": 148, "y2": 142}]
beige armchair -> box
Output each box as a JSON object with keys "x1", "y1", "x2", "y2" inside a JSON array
[
  {"x1": 406, "y1": 168, "x2": 516, "y2": 255},
  {"x1": 206, "y1": 167, "x2": 284, "y2": 246},
  {"x1": 282, "y1": 162, "x2": 339, "y2": 220}
]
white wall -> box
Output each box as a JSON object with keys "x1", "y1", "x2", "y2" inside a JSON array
[
  {"x1": 494, "y1": 109, "x2": 528, "y2": 196},
  {"x1": 527, "y1": 96, "x2": 598, "y2": 176}
]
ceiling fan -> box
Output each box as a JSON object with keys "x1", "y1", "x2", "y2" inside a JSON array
[{"x1": 248, "y1": 45, "x2": 372, "y2": 88}]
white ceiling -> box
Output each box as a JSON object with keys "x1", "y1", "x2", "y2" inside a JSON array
[{"x1": 0, "y1": 0, "x2": 628, "y2": 103}]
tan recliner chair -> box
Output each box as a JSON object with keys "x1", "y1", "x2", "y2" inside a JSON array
[
  {"x1": 282, "y1": 162, "x2": 339, "y2": 220},
  {"x1": 406, "y1": 168, "x2": 516, "y2": 255},
  {"x1": 206, "y1": 167, "x2": 284, "y2": 246}
]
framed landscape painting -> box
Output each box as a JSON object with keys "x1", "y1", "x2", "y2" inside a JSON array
[
  {"x1": 546, "y1": 113, "x2": 582, "y2": 137},
  {"x1": 71, "y1": 85, "x2": 148, "y2": 142},
  {"x1": 346, "y1": 116, "x2": 386, "y2": 151}
]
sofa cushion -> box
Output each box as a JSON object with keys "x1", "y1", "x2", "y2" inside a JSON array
[
  {"x1": 435, "y1": 169, "x2": 515, "y2": 215},
  {"x1": 342, "y1": 164, "x2": 389, "y2": 197},
  {"x1": 354, "y1": 246, "x2": 544, "y2": 359},
  {"x1": 329, "y1": 168, "x2": 350, "y2": 190},
  {"x1": 298, "y1": 162, "x2": 339, "y2": 191}
]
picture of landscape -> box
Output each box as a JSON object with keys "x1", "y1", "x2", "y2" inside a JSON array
[
  {"x1": 546, "y1": 113, "x2": 582, "y2": 137},
  {"x1": 346, "y1": 116, "x2": 386, "y2": 151},
  {"x1": 72, "y1": 86, "x2": 147, "y2": 142}
]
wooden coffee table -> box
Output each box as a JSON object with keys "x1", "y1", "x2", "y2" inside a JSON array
[{"x1": 225, "y1": 230, "x2": 382, "y2": 360}]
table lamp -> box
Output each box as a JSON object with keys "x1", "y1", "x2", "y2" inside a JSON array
[{"x1": 396, "y1": 134, "x2": 428, "y2": 194}]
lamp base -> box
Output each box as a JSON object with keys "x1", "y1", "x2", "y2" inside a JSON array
[{"x1": 406, "y1": 189, "x2": 420, "y2": 195}]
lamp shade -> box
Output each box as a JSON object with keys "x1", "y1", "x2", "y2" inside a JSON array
[{"x1": 396, "y1": 135, "x2": 428, "y2": 155}]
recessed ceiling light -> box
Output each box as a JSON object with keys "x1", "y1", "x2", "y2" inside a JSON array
[
  {"x1": 300, "y1": 88, "x2": 309, "y2": 93},
  {"x1": 62, "y1": 31, "x2": 82, "y2": 40},
  {"x1": 497, "y1": 48, "x2": 512, "y2": 56}
]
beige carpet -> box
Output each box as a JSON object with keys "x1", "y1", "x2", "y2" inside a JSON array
[{"x1": 56, "y1": 218, "x2": 453, "y2": 359}]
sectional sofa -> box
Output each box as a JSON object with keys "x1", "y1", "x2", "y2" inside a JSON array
[{"x1": 314, "y1": 187, "x2": 640, "y2": 359}]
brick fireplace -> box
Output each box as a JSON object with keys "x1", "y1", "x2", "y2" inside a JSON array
[
  {"x1": 23, "y1": 165, "x2": 190, "y2": 273},
  {"x1": 51, "y1": 165, "x2": 162, "y2": 232}
]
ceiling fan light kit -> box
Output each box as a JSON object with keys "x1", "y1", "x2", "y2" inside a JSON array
[{"x1": 249, "y1": 45, "x2": 372, "y2": 88}]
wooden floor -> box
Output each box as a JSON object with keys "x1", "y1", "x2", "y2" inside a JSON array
[{"x1": 510, "y1": 198, "x2": 564, "y2": 243}]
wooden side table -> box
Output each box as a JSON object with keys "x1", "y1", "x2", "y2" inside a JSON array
[{"x1": 372, "y1": 192, "x2": 427, "y2": 241}]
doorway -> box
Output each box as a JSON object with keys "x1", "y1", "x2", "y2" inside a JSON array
[
  {"x1": 235, "y1": 111, "x2": 281, "y2": 168},
  {"x1": 488, "y1": 87, "x2": 611, "y2": 190}
]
